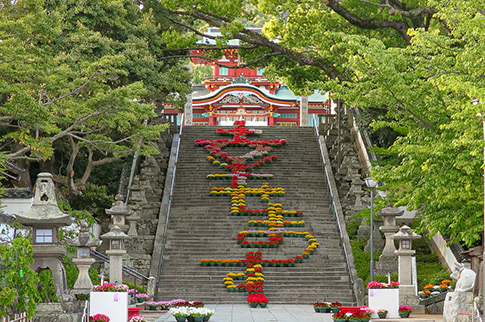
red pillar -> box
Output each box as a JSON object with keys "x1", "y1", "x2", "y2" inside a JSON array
[{"x1": 268, "y1": 114, "x2": 275, "y2": 126}]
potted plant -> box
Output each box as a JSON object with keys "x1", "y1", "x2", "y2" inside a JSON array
[
  {"x1": 145, "y1": 301, "x2": 158, "y2": 310},
  {"x1": 398, "y1": 306, "x2": 412, "y2": 318},
  {"x1": 349, "y1": 310, "x2": 372, "y2": 322},
  {"x1": 313, "y1": 302, "x2": 329, "y2": 313},
  {"x1": 89, "y1": 314, "x2": 110, "y2": 322},
  {"x1": 377, "y1": 309, "x2": 388, "y2": 319},
  {"x1": 332, "y1": 311, "x2": 348, "y2": 322},
  {"x1": 135, "y1": 293, "x2": 149, "y2": 303},
  {"x1": 189, "y1": 311, "x2": 204, "y2": 322},
  {"x1": 200, "y1": 308, "x2": 215, "y2": 322},
  {"x1": 128, "y1": 315, "x2": 146, "y2": 322},
  {"x1": 169, "y1": 307, "x2": 190, "y2": 322},
  {"x1": 90, "y1": 283, "x2": 129, "y2": 320},
  {"x1": 438, "y1": 284, "x2": 449, "y2": 292},
  {"x1": 258, "y1": 294, "x2": 269, "y2": 308},
  {"x1": 330, "y1": 301, "x2": 342, "y2": 313}
]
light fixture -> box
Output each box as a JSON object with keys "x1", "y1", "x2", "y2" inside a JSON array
[{"x1": 365, "y1": 176, "x2": 377, "y2": 282}]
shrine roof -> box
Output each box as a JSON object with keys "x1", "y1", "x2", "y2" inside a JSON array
[
  {"x1": 197, "y1": 27, "x2": 265, "y2": 46},
  {"x1": 275, "y1": 85, "x2": 328, "y2": 102}
]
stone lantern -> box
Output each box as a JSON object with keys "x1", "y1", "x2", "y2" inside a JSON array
[
  {"x1": 68, "y1": 224, "x2": 99, "y2": 294},
  {"x1": 105, "y1": 195, "x2": 132, "y2": 233},
  {"x1": 126, "y1": 212, "x2": 140, "y2": 236},
  {"x1": 392, "y1": 225, "x2": 421, "y2": 305},
  {"x1": 128, "y1": 184, "x2": 147, "y2": 203},
  {"x1": 16, "y1": 172, "x2": 72, "y2": 300},
  {"x1": 101, "y1": 226, "x2": 128, "y2": 284},
  {"x1": 375, "y1": 207, "x2": 403, "y2": 275}
]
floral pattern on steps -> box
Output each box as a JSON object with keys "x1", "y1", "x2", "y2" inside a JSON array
[{"x1": 195, "y1": 121, "x2": 319, "y2": 306}]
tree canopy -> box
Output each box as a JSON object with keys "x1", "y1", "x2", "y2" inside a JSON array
[
  {"x1": 0, "y1": 0, "x2": 191, "y2": 194},
  {"x1": 149, "y1": 0, "x2": 485, "y2": 245}
]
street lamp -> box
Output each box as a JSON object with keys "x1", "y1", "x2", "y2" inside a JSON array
[
  {"x1": 474, "y1": 99, "x2": 484, "y2": 315},
  {"x1": 365, "y1": 177, "x2": 378, "y2": 282}
]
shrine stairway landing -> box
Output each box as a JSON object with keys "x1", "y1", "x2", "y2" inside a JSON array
[{"x1": 154, "y1": 126, "x2": 356, "y2": 304}]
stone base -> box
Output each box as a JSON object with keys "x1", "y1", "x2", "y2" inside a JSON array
[
  {"x1": 375, "y1": 254, "x2": 397, "y2": 275},
  {"x1": 420, "y1": 291, "x2": 446, "y2": 314},
  {"x1": 443, "y1": 291, "x2": 474, "y2": 322},
  {"x1": 32, "y1": 302, "x2": 84, "y2": 322},
  {"x1": 399, "y1": 285, "x2": 421, "y2": 307}
]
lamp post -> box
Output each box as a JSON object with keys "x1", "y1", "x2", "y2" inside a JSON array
[
  {"x1": 365, "y1": 177, "x2": 378, "y2": 282},
  {"x1": 474, "y1": 98, "x2": 484, "y2": 315}
]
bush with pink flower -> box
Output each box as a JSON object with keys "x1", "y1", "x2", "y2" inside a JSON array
[
  {"x1": 89, "y1": 314, "x2": 110, "y2": 322},
  {"x1": 92, "y1": 283, "x2": 129, "y2": 292},
  {"x1": 128, "y1": 315, "x2": 146, "y2": 322},
  {"x1": 367, "y1": 281, "x2": 400, "y2": 289}
]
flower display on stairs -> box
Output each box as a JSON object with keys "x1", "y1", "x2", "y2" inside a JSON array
[{"x1": 195, "y1": 121, "x2": 319, "y2": 307}]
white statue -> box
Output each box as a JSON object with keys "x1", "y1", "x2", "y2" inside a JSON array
[
  {"x1": 451, "y1": 263, "x2": 476, "y2": 292},
  {"x1": 443, "y1": 263, "x2": 477, "y2": 322}
]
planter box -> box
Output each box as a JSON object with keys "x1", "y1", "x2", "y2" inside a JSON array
[
  {"x1": 368, "y1": 288, "x2": 399, "y2": 318},
  {"x1": 90, "y1": 292, "x2": 128, "y2": 321}
]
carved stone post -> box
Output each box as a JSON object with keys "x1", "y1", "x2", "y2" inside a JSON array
[
  {"x1": 16, "y1": 173, "x2": 73, "y2": 301},
  {"x1": 68, "y1": 224, "x2": 99, "y2": 295},
  {"x1": 392, "y1": 225, "x2": 421, "y2": 305},
  {"x1": 101, "y1": 226, "x2": 128, "y2": 284},
  {"x1": 375, "y1": 207, "x2": 403, "y2": 275}
]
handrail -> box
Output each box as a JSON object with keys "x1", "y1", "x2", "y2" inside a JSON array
[
  {"x1": 91, "y1": 249, "x2": 150, "y2": 281},
  {"x1": 312, "y1": 114, "x2": 359, "y2": 303},
  {"x1": 474, "y1": 299, "x2": 482, "y2": 322},
  {"x1": 156, "y1": 113, "x2": 184, "y2": 290},
  {"x1": 81, "y1": 300, "x2": 89, "y2": 322}
]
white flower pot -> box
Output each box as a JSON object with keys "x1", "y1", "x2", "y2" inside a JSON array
[
  {"x1": 90, "y1": 292, "x2": 128, "y2": 321},
  {"x1": 368, "y1": 288, "x2": 399, "y2": 318}
]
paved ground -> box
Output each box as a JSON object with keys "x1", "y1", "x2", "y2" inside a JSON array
[{"x1": 139, "y1": 305, "x2": 444, "y2": 322}]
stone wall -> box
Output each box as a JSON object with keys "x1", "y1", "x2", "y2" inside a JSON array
[
  {"x1": 322, "y1": 106, "x2": 368, "y2": 219},
  {"x1": 321, "y1": 105, "x2": 385, "y2": 253},
  {"x1": 33, "y1": 302, "x2": 84, "y2": 322},
  {"x1": 95, "y1": 125, "x2": 174, "y2": 280}
]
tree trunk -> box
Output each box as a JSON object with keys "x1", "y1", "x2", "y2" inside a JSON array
[{"x1": 11, "y1": 142, "x2": 31, "y2": 188}]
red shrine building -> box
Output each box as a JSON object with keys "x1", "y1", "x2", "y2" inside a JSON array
[{"x1": 163, "y1": 28, "x2": 334, "y2": 127}]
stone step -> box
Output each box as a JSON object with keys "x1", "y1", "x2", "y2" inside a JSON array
[{"x1": 155, "y1": 126, "x2": 355, "y2": 304}]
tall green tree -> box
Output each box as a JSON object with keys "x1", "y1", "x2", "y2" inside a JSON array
[
  {"x1": 149, "y1": 0, "x2": 485, "y2": 245},
  {"x1": 0, "y1": 0, "x2": 191, "y2": 194}
]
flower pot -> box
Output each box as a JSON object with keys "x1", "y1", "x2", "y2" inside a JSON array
[
  {"x1": 192, "y1": 317, "x2": 203, "y2": 322},
  {"x1": 259, "y1": 303, "x2": 267, "y2": 308},
  {"x1": 399, "y1": 312, "x2": 410, "y2": 318},
  {"x1": 202, "y1": 317, "x2": 210, "y2": 322},
  {"x1": 187, "y1": 317, "x2": 195, "y2": 322},
  {"x1": 378, "y1": 313, "x2": 387, "y2": 319},
  {"x1": 331, "y1": 308, "x2": 340, "y2": 313},
  {"x1": 175, "y1": 317, "x2": 187, "y2": 322},
  {"x1": 321, "y1": 307, "x2": 331, "y2": 313},
  {"x1": 137, "y1": 298, "x2": 145, "y2": 303},
  {"x1": 249, "y1": 303, "x2": 258, "y2": 308}
]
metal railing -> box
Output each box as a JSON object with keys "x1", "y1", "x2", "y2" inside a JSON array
[
  {"x1": 474, "y1": 300, "x2": 482, "y2": 322},
  {"x1": 81, "y1": 300, "x2": 89, "y2": 322},
  {"x1": 312, "y1": 114, "x2": 359, "y2": 303},
  {"x1": 155, "y1": 113, "x2": 185, "y2": 290},
  {"x1": 91, "y1": 249, "x2": 150, "y2": 283}
]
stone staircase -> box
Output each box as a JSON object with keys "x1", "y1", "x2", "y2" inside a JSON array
[{"x1": 155, "y1": 126, "x2": 355, "y2": 305}]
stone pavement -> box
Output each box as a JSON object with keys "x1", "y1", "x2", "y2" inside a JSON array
[{"x1": 138, "y1": 305, "x2": 444, "y2": 322}]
